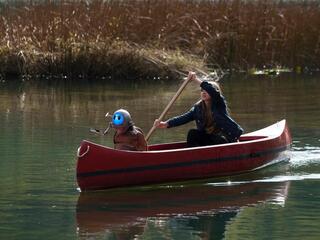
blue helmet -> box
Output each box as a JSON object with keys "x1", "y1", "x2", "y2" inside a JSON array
[{"x1": 112, "y1": 109, "x2": 133, "y2": 129}]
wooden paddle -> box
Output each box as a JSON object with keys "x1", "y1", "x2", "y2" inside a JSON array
[{"x1": 145, "y1": 74, "x2": 192, "y2": 141}]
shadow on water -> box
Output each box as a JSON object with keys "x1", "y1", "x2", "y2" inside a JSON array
[{"x1": 76, "y1": 181, "x2": 290, "y2": 239}]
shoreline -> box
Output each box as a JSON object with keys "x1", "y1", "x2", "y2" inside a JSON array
[{"x1": 1, "y1": 0, "x2": 320, "y2": 81}]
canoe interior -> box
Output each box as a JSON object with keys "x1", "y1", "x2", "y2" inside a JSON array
[{"x1": 147, "y1": 135, "x2": 267, "y2": 151}]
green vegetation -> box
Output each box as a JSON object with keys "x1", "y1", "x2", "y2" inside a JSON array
[{"x1": 0, "y1": 0, "x2": 320, "y2": 81}]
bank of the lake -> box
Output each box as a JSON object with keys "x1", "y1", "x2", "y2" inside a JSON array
[{"x1": 1, "y1": 0, "x2": 320, "y2": 80}]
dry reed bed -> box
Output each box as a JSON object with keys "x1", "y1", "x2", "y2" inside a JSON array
[{"x1": 0, "y1": 0, "x2": 320, "y2": 80}]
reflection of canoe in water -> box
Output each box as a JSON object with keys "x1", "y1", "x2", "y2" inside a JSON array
[
  {"x1": 76, "y1": 181, "x2": 290, "y2": 234},
  {"x1": 76, "y1": 120, "x2": 291, "y2": 191}
]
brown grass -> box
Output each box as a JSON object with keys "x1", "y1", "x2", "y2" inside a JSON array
[{"x1": 0, "y1": 0, "x2": 320, "y2": 80}]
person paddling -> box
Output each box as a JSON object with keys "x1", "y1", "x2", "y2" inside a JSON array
[
  {"x1": 153, "y1": 72, "x2": 243, "y2": 147},
  {"x1": 110, "y1": 109, "x2": 147, "y2": 151}
]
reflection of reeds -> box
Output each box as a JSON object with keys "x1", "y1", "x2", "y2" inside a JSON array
[{"x1": 0, "y1": 0, "x2": 319, "y2": 79}]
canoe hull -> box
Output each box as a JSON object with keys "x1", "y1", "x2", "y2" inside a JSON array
[{"x1": 76, "y1": 120, "x2": 291, "y2": 190}]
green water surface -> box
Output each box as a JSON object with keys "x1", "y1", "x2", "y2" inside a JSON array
[{"x1": 0, "y1": 74, "x2": 319, "y2": 239}]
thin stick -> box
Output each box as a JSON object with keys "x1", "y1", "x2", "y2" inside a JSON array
[
  {"x1": 142, "y1": 55, "x2": 188, "y2": 77},
  {"x1": 89, "y1": 128, "x2": 103, "y2": 135},
  {"x1": 145, "y1": 75, "x2": 191, "y2": 141},
  {"x1": 89, "y1": 113, "x2": 111, "y2": 136}
]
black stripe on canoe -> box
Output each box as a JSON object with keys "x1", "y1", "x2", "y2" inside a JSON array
[{"x1": 77, "y1": 145, "x2": 290, "y2": 179}]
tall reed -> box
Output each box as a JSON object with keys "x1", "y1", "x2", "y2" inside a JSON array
[{"x1": 0, "y1": 0, "x2": 319, "y2": 79}]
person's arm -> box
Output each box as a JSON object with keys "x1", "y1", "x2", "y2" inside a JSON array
[
  {"x1": 189, "y1": 71, "x2": 220, "y2": 99},
  {"x1": 166, "y1": 107, "x2": 195, "y2": 128},
  {"x1": 153, "y1": 107, "x2": 195, "y2": 129},
  {"x1": 188, "y1": 71, "x2": 202, "y2": 85},
  {"x1": 136, "y1": 132, "x2": 148, "y2": 151},
  {"x1": 153, "y1": 119, "x2": 169, "y2": 128}
]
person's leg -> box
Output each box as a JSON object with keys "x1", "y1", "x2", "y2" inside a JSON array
[
  {"x1": 187, "y1": 129, "x2": 204, "y2": 147},
  {"x1": 205, "y1": 134, "x2": 229, "y2": 146},
  {"x1": 187, "y1": 130, "x2": 229, "y2": 147}
]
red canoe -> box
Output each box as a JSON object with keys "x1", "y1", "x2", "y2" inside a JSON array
[{"x1": 76, "y1": 119, "x2": 291, "y2": 191}]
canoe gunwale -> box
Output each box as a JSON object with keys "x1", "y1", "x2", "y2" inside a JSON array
[{"x1": 78, "y1": 119, "x2": 285, "y2": 154}]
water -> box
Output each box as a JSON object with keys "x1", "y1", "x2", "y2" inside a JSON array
[{"x1": 0, "y1": 74, "x2": 319, "y2": 239}]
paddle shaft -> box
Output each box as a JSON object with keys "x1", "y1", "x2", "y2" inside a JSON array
[{"x1": 145, "y1": 76, "x2": 191, "y2": 141}]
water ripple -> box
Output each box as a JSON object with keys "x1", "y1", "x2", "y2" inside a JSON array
[
  {"x1": 290, "y1": 145, "x2": 320, "y2": 164},
  {"x1": 207, "y1": 173, "x2": 320, "y2": 187}
]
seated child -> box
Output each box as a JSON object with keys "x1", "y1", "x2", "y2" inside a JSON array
[{"x1": 110, "y1": 109, "x2": 147, "y2": 151}]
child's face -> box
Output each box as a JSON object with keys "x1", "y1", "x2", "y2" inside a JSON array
[{"x1": 115, "y1": 126, "x2": 127, "y2": 134}]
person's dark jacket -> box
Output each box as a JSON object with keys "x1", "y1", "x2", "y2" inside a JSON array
[{"x1": 167, "y1": 81, "x2": 243, "y2": 142}]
